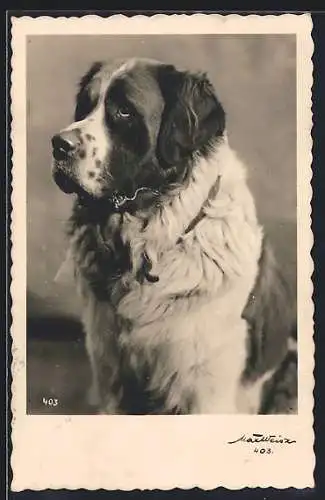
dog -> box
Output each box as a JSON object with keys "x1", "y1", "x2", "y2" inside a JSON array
[{"x1": 51, "y1": 57, "x2": 296, "y2": 414}]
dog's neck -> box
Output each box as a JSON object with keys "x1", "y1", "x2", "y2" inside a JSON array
[
  {"x1": 116, "y1": 136, "x2": 255, "y2": 277},
  {"x1": 66, "y1": 135, "x2": 258, "y2": 291}
]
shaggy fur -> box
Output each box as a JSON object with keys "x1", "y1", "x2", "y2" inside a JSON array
[{"x1": 51, "y1": 58, "x2": 296, "y2": 414}]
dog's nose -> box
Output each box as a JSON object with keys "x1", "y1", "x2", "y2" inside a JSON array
[{"x1": 51, "y1": 131, "x2": 80, "y2": 161}]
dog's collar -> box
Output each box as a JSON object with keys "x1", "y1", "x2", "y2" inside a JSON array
[
  {"x1": 97, "y1": 175, "x2": 221, "y2": 285},
  {"x1": 110, "y1": 187, "x2": 161, "y2": 212},
  {"x1": 183, "y1": 175, "x2": 221, "y2": 236},
  {"x1": 111, "y1": 174, "x2": 221, "y2": 227}
]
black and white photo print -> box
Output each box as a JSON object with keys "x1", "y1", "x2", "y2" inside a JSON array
[
  {"x1": 27, "y1": 34, "x2": 298, "y2": 416},
  {"x1": 11, "y1": 14, "x2": 314, "y2": 491}
]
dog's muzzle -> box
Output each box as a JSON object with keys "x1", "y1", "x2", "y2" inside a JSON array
[
  {"x1": 51, "y1": 131, "x2": 84, "y2": 194},
  {"x1": 51, "y1": 131, "x2": 161, "y2": 210}
]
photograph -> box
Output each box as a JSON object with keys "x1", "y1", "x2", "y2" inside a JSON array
[{"x1": 26, "y1": 33, "x2": 298, "y2": 415}]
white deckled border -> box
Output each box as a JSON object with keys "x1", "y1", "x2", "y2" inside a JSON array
[{"x1": 10, "y1": 13, "x2": 314, "y2": 491}]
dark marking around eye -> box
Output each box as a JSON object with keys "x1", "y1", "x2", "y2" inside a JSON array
[
  {"x1": 104, "y1": 78, "x2": 135, "y2": 123},
  {"x1": 92, "y1": 148, "x2": 97, "y2": 157},
  {"x1": 104, "y1": 77, "x2": 149, "y2": 157},
  {"x1": 79, "y1": 149, "x2": 86, "y2": 159},
  {"x1": 87, "y1": 171, "x2": 95, "y2": 178}
]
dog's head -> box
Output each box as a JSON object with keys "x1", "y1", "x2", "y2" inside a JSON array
[{"x1": 51, "y1": 58, "x2": 226, "y2": 208}]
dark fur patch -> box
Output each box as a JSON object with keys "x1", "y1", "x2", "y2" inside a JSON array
[
  {"x1": 74, "y1": 61, "x2": 103, "y2": 121},
  {"x1": 79, "y1": 61, "x2": 103, "y2": 91},
  {"x1": 156, "y1": 65, "x2": 226, "y2": 166},
  {"x1": 88, "y1": 171, "x2": 95, "y2": 178},
  {"x1": 259, "y1": 349, "x2": 297, "y2": 414},
  {"x1": 104, "y1": 77, "x2": 150, "y2": 157},
  {"x1": 103, "y1": 77, "x2": 153, "y2": 196},
  {"x1": 68, "y1": 201, "x2": 132, "y2": 301},
  {"x1": 242, "y1": 237, "x2": 296, "y2": 380}
]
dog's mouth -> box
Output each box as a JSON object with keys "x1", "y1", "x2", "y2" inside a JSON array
[
  {"x1": 53, "y1": 170, "x2": 79, "y2": 195},
  {"x1": 53, "y1": 170, "x2": 98, "y2": 207}
]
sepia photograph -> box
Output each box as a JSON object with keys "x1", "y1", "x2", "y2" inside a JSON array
[
  {"x1": 26, "y1": 33, "x2": 298, "y2": 416},
  {"x1": 10, "y1": 14, "x2": 313, "y2": 490}
]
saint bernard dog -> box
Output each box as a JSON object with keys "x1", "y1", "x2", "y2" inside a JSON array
[{"x1": 51, "y1": 57, "x2": 297, "y2": 414}]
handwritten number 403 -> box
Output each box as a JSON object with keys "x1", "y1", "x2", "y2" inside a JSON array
[
  {"x1": 254, "y1": 448, "x2": 273, "y2": 454},
  {"x1": 42, "y1": 397, "x2": 58, "y2": 407}
]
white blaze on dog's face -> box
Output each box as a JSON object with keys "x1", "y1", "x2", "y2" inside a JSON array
[{"x1": 51, "y1": 57, "x2": 226, "y2": 204}]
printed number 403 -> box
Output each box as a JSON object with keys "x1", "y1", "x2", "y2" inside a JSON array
[
  {"x1": 42, "y1": 397, "x2": 58, "y2": 407},
  {"x1": 254, "y1": 447, "x2": 273, "y2": 455}
]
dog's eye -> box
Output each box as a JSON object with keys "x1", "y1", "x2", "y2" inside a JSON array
[{"x1": 115, "y1": 107, "x2": 131, "y2": 120}]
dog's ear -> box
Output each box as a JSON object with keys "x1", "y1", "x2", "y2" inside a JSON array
[
  {"x1": 74, "y1": 61, "x2": 103, "y2": 121},
  {"x1": 156, "y1": 64, "x2": 226, "y2": 166},
  {"x1": 242, "y1": 238, "x2": 296, "y2": 380}
]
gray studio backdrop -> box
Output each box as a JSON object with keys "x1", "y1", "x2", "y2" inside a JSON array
[{"x1": 27, "y1": 35, "x2": 297, "y2": 327}]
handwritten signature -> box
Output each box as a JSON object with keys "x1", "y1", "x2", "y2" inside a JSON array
[{"x1": 227, "y1": 433, "x2": 296, "y2": 445}]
